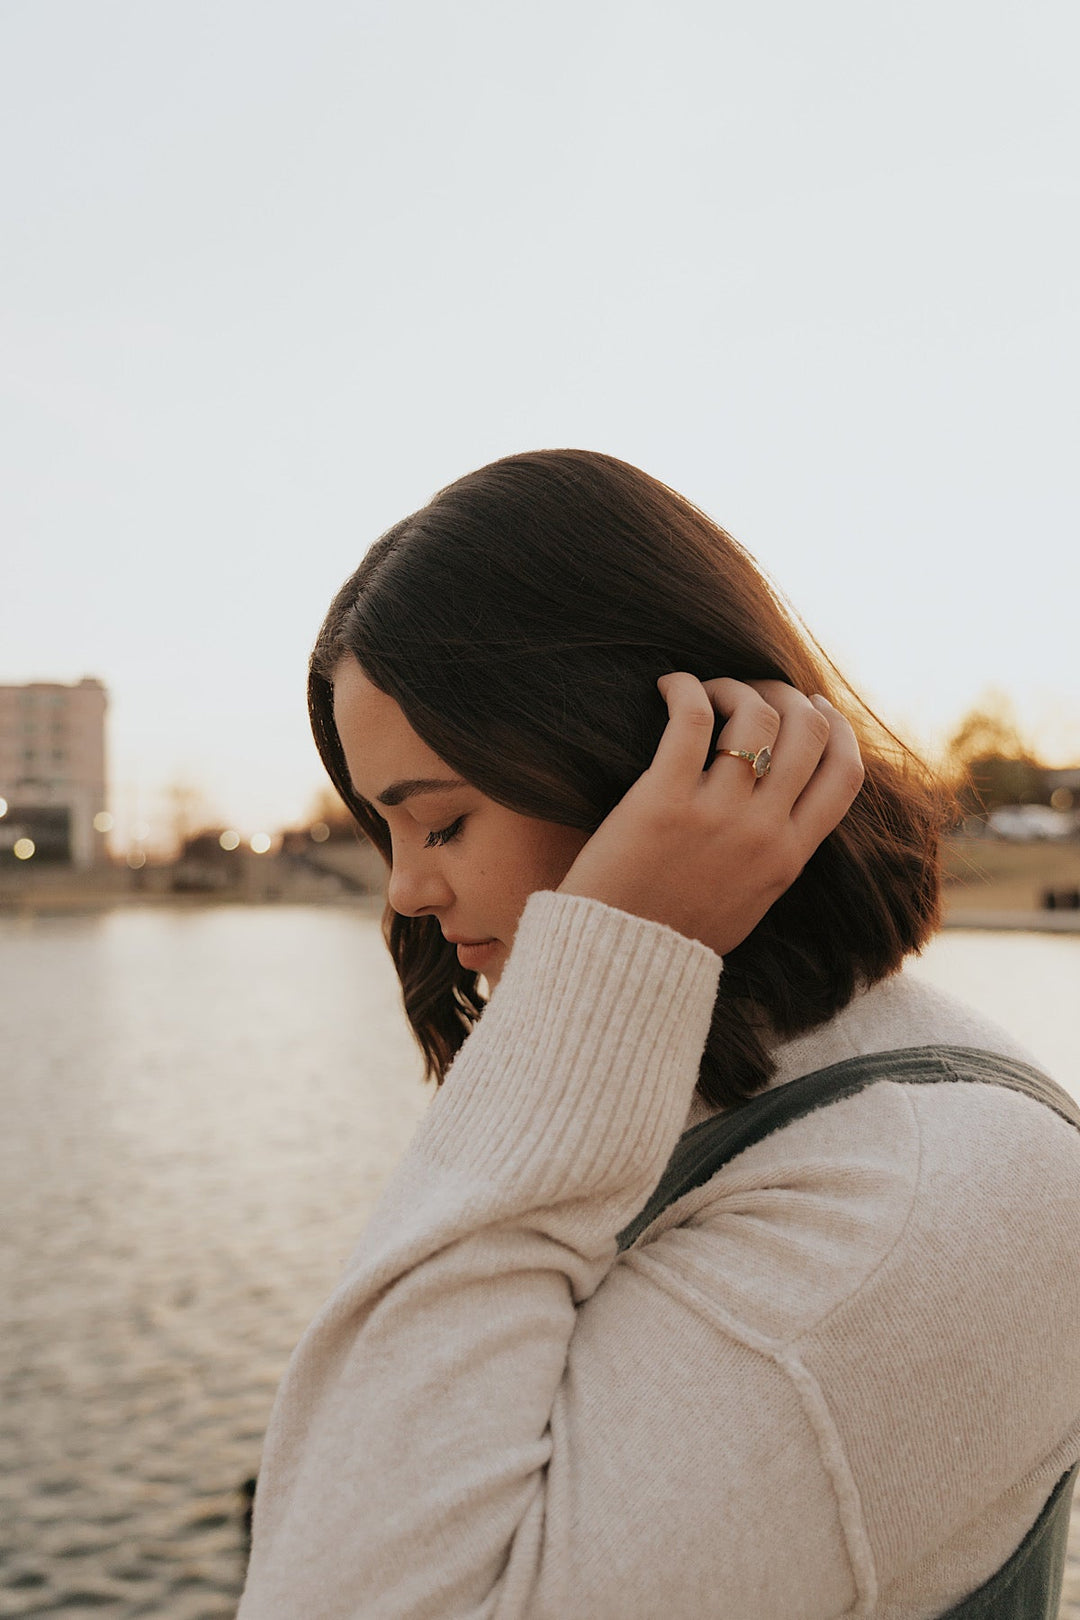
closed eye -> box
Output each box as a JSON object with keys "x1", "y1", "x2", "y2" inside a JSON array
[{"x1": 424, "y1": 816, "x2": 465, "y2": 849}]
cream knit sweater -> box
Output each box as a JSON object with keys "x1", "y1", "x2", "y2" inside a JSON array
[{"x1": 237, "y1": 891, "x2": 1080, "y2": 1619}]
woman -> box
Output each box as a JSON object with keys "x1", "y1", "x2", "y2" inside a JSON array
[{"x1": 238, "y1": 451, "x2": 1080, "y2": 1618}]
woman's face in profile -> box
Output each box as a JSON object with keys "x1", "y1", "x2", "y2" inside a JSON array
[{"x1": 332, "y1": 656, "x2": 589, "y2": 991}]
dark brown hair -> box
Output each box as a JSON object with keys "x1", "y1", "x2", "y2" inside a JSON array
[{"x1": 309, "y1": 449, "x2": 946, "y2": 1108}]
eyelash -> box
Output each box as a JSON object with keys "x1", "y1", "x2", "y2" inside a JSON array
[{"x1": 424, "y1": 816, "x2": 465, "y2": 849}]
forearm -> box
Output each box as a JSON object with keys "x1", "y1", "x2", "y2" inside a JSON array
[{"x1": 238, "y1": 890, "x2": 722, "y2": 1619}]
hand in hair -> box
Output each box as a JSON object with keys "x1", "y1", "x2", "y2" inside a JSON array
[{"x1": 556, "y1": 675, "x2": 864, "y2": 959}]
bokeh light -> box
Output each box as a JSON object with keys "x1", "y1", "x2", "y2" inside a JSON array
[
  {"x1": 13, "y1": 838, "x2": 36, "y2": 860},
  {"x1": 219, "y1": 830, "x2": 241, "y2": 851},
  {"x1": 126, "y1": 850, "x2": 146, "y2": 870},
  {"x1": 93, "y1": 811, "x2": 114, "y2": 833},
  {"x1": 0, "y1": 797, "x2": 7, "y2": 818},
  {"x1": 310, "y1": 821, "x2": 330, "y2": 844},
  {"x1": 250, "y1": 833, "x2": 272, "y2": 855}
]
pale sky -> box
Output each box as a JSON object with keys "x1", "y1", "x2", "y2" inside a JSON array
[{"x1": 4, "y1": 1, "x2": 1078, "y2": 850}]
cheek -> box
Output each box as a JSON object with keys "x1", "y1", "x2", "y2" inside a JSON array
[
  {"x1": 536, "y1": 827, "x2": 590, "y2": 886},
  {"x1": 485, "y1": 819, "x2": 590, "y2": 908}
]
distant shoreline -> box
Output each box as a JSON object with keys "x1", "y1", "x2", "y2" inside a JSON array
[
  {"x1": 2, "y1": 835, "x2": 1079, "y2": 935},
  {"x1": 942, "y1": 909, "x2": 1080, "y2": 934},
  {"x1": 940, "y1": 836, "x2": 1080, "y2": 932},
  {"x1": 0, "y1": 886, "x2": 386, "y2": 918}
]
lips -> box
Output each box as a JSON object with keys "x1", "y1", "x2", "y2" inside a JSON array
[{"x1": 452, "y1": 938, "x2": 498, "y2": 971}]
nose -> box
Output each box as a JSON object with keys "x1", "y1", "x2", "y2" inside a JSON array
[{"x1": 386, "y1": 842, "x2": 454, "y2": 920}]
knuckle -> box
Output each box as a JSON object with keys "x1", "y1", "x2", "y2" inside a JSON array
[
  {"x1": 741, "y1": 822, "x2": 776, "y2": 863},
  {"x1": 685, "y1": 703, "x2": 715, "y2": 731},
  {"x1": 688, "y1": 799, "x2": 718, "y2": 835},
  {"x1": 807, "y1": 709, "x2": 832, "y2": 747},
  {"x1": 844, "y1": 759, "x2": 866, "y2": 797},
  {"x1": 754, "y1": 700, "x2": 782, "y2": 738}
]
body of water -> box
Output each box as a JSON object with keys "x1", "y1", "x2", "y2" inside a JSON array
[{"x1": 1, "y1": 906, "x2": 1078, "y2": 1618}]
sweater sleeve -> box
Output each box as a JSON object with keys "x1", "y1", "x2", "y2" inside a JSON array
[{"x1": 236, "y1": 891, "x2": 854, "y2": 1619}]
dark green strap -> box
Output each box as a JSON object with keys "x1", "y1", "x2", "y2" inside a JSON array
[
  {"x1": 616, "y1": 1043, "x2": 1080, "y2": 1620},
  {"x1": 938, "y1": 1462, "x2": 1077, "y2": 1619},
  {"x1": 617, "y1": 1044, "x2": 1080, "y2": 1251}
]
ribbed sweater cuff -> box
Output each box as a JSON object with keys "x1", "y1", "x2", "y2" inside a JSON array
[{"x1": 421, "y1": 890, "x2": 723, "y2": 1206}]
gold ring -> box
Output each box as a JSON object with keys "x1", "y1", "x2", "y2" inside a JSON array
[{"x1": 715, "y1": 746, "x2": 772, "y2": 779}]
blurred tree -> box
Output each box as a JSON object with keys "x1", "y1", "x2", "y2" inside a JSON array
[
  {"x1": 946, "y1": 692, "x2": 1050, "y2": 814},
  {"x1": 165, "y1": 779, "x2": 212, "y2": 857}
]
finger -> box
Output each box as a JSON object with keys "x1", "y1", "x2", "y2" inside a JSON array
[
  {"x1": 652, "y1": 672, "x2": 721, "y2": 785},
  {"x1": 698, "y1": 677, "x2": 781, "y2": 790},
  {"x1": 789, "y1": 696, "x2": 865, "y2": 842},
  {"x1": 738, "y1": 684, "x2": 831, "y2": 803}
]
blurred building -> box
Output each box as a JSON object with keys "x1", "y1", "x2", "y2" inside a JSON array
[
  {"x1": 279, "y1": 822, "x2": 385, "y2": 892},
  {"x1": 0, "y1": 679, "x2": 109, "y2": 869}
]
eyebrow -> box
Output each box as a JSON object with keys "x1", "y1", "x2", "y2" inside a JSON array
[{"x1": 373, "y1": 776, "x2": 468, "y2": 808}]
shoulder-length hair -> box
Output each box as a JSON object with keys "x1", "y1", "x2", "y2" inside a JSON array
[{"x1": 309, "y1": 448, "x2": 946, "y2": 1109}]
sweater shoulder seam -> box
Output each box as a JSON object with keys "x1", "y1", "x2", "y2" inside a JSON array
[
  {"x1": 775, "y1": 1345, "x2": 879, "y2": 1616},
  {"x1": 788, "y1": 1082, "x2": 926, "y2": 1343}
]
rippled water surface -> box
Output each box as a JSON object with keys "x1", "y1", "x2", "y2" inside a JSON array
[
  {"x1": 2, "y1": 907, "x2": 1078, "y2": 1617},
  {"x1": 0, "y1": 906, "x2": 427, "y2": 1618}
]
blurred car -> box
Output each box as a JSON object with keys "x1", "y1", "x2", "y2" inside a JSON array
[{"x1": 987, "y1": 805, "x2": 1077, "y2": 841}]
